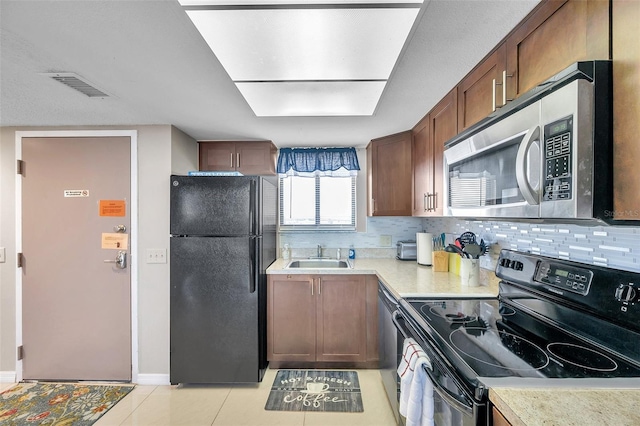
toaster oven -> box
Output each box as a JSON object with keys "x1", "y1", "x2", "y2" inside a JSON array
[{"x1": 396, "y1": 241, "x2": 417, "y2": 260}]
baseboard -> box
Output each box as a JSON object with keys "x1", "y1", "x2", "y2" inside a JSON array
[
  {"x1": 136, "y1": 373, "x2": 170, "y2": 386},
  {"x1": 0, "y1": 371, "x2": 17, "y2": 383}
]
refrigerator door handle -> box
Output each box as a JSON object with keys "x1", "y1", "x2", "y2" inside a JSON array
[
  {"x1": 250, "y1": 179, "x2": 257, "y2": 235},
  {"x1": 249, "y1": 238, "x2": 257, "y2": 293}
]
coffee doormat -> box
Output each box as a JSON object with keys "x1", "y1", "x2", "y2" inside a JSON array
[{"x1": 265, "y1": 370, "x2": 363, "y2": 412}]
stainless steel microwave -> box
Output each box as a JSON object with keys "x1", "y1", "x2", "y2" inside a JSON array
[{"x1": 443, "y1": 61, "x2": 612, "y2": 223}]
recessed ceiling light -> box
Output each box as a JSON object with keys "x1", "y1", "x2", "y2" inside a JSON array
[{"x1": 180, "y1": 1, "x2": 424, "y2": 116}]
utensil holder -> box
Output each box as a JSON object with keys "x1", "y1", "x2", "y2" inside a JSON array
[
  {"x1": 449, "y1": 253, "x2": 461, "y2": 276},
  {"x1": 460, "y1": 258, "x2": 480, "y2": 287},
  {"x1": 432, "y1": 251, "x2": 449, "y2": 272}
]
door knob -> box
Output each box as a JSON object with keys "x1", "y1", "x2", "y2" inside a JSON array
[
  {"x1": 113, "y1": 224, "x2": 127, "y2": 233},
  {"x1": 104, "y1": 251, "x2": 127, "y2": 269}
]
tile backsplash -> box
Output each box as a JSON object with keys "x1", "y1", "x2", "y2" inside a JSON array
[
  {"x1": 425, "y1": 218, "x2": 639, "y2": 272},
  {"x1": 279, "y1": 217, "x2": 639, "y2": 272}
]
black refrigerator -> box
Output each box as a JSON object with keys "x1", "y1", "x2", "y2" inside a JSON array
[{"x1": 169, "y1": 175, "x2": 276, "y2": 384}]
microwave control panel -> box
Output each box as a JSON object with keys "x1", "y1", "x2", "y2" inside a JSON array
[{"x1": 542, "y1": 116, "x2": 573, "y2": 201}]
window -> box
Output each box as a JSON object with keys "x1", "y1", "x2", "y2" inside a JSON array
[
  {"x1": 279, "y1": 174, "x2": 356, "y2": 230},
  {"x1": 277, "y1": 147, "x2": 359, "y2": 231}
]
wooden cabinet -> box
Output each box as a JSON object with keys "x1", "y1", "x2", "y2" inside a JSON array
[
  {"x1": 458, "y1": 0, "x2": 609, "y2": 131},
  {"x1": 367, "y1": 131, "x2": 412, "y2": 216},
  {"x1": 612, "y1": 0, "x2": 640, "y2": 221},
  {"x1": 458, "y1": 46, "x2": 506, "y2": 131},
  {"x1": 505, "y1": 0, "x2": 609, "y2": 99},
  {"x1": 491, "y1": 405, "x2": 512, "y2": 426},
  {"x1": 198, "y1": 141, "x2": 276, "y2": 175},
  {"x1": 413, "y1": 88, "x2": 457, "y2": 216},
  {"x1": 267, "y1": 274, "x2": 378, "y2": 366}
]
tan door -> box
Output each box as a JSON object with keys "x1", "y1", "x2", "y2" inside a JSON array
[{"x1": 22, "y1": 136, "x2": 131, "y2": 381}]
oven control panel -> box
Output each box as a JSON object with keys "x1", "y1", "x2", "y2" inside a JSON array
[
  {"x1": 542, "y1": 115, "x2": 573, "y2": 201},
  {"x1": 534, "y1": 260, "x2": 593, "y2": 296}
]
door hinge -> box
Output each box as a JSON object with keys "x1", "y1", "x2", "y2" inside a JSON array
[
  {"x1": 17, "y1": 159, "x2": 24, "y2": 176},
  {"x1": 17, "y1": 253, "x2": 24, "y2": 268},
  {"x1": 17, "y1": 345, "x2": 24, "y2": 360}
]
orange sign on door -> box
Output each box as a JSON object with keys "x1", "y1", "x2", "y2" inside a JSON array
[{"x1": 99, "y1": 200, "x2": 126, "y2": 217}]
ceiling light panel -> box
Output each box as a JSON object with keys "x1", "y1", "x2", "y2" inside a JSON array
[
  {"x1": 185, "y1": 7, "x2": 420, "y2": 81},
  {"x1": 235, "y1": 81, "x2": 386, "y2": 116},
  {"x1": 180, "y1": 1, "x2": 423, "y2": 6}
]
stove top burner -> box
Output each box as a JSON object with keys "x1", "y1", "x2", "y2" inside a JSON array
[
  {"x1": 449, "y1": 328, "x2": 550, "y2": 371},
  {"x1": 421, "y1": 302, "x2": 479, "y2": 324},
  {"x1": 547, "y1": 343, "x2": 618, "y2": 372}
]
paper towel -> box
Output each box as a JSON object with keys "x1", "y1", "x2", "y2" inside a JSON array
[{"x1": 416, "y1": 232, "x2": 433, "y2": 266}]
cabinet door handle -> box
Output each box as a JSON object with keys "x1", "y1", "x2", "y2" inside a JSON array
[
  {"x1": 502, "y1": 70, "x2": 507, "y2": 106},
  {"x1": 318, "y1": 278, "x2": 321, "y2": 295},
  {"x1": 230, "y1": 153, "x2": 234, "y2": 168},
  {"x1": 492, "y1": 78, "x2": 497, "y2": 112},
  {"x1": 311, "y1": 279, "x2": 314, "y2": 296},
  {"x1": 237, "y1": 153, "x2": 240, "y2": 169},
  {"x1": 423, "y1": 193, "x2": 428, "y2": 212},
  {"x1": 504, "y1": 70, "x2": 514, "y2": 102},
  {"x1": 433, "y1": 192, "x2": 438, "y2": 211}
]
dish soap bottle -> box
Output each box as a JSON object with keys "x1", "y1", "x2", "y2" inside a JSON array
[{"x1": 348, "y1": 245, "x2": 356, "y2": 260}]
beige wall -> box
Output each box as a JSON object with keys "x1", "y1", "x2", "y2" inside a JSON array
[{"x1": 0, "y1": 125, "x2": 197, "y2": 379}]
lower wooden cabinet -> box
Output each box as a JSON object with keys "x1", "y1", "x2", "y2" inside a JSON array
[
  {"x1": 491, "y1": 405, "x2": 512, "y2": 426},
  {"x1": 267, "y1": 274, "x2": 378, "y2": 366}
]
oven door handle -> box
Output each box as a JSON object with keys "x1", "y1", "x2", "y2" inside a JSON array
[{"x1": 393, "y1": 310, "x2": 475, "y2": 418}]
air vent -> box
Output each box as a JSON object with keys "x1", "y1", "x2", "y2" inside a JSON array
[{"x1": 42, "y1": 72, "x2": 110, "y2": 98}]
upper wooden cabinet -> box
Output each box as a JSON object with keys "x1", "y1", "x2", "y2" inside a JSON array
[
  {"x1": 198, "y1": 141, "x2": 277, "y2": 175},
  {"x1": 458, "y1": 46, "x2": 506, "y2": 131},
  {"x1": 413, "y1": 88, "x2": 457, "y2": 216},
  {"x1": 612, "y1": 0, "x2": 640, "y2": 221},
  {"x1": 505, "y1": 0, "x2": 609, "y2": 99},
  {"x1": 367, "y1": 131, "x2": 413, "y2": 216},
  {"x1": 458, "y1": 0, "x2": 610, "y2": 131}
]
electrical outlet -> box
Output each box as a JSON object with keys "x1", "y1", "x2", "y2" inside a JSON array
[
  {"x1": 146, "y1": 248, "x2": 167, "y2": 264},
  {"x1": 0, "y1": 247, "x2": 5, "y2": 263},
  {"x1": 379, "y1": 235, "x2": 392, "y2": 247}
]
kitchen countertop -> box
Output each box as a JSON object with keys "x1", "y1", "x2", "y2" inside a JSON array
[
  {"x1": 267, "y1": 257, "x2": 500, "y2": 299},
  {"x1": 490, "y1": 386, "x2": 640, "y2": 426}
]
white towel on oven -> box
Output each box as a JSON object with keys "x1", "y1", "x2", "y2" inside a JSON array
[
  {"x1": 398, "y1": 338, "x2": 421, "y2": 416},
  {"x1": 406, "y1": 355, "x2": 434, "y2": 426}
]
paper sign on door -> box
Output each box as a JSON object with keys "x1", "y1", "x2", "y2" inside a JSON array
[
  {"x1": 100, "y1": 200, "x2": 126, "y2": 217},
  {"x1": 102, "y1": 233, "x2": 128, "y2": 250}
]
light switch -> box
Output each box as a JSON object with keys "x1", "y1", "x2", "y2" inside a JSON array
[{"x1": 146, "y1": 248, "x2": 167, "y2": 264}]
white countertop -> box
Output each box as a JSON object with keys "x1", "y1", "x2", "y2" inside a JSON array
[{"x1": 267, "y1": 257, "x2": 500, "y2": 299}]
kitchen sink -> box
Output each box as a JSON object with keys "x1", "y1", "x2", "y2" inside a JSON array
[{"x1": 286, "y1": 259, "x2": 352, "y2": 269}]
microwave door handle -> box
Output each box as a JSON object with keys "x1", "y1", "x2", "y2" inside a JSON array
[{"x1": 516, "y1": 125, "x2": 541, "y2": 205}]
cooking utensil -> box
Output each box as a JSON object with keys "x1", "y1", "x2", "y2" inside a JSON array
[
  {"x1": 445, "y1": 243, "x2": 467, "y2": 258},
  {"x1": 463, "y1": 242, "x2": 483, "y2": 259},
  {"x1": 458, "y1": 231, "x2": 477, "y2": 246}
]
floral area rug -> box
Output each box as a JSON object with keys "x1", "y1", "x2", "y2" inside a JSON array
[
  {"x1": 265, "y1": 370, "x2": 363, "y2": 412},
  {"x1": 0, "y1": 382, "x2": 134, "y2": 425}
]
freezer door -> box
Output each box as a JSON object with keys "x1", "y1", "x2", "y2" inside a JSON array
[
  {"x1": 170, "y1": 236, "x2": 264, "y2": 384},
  {"x1": 170, "y1": 175, "x2": 257, "y2": 236}
]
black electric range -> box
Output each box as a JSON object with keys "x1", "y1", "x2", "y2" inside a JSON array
[{"x1": 395, "y1": 249, "x2": 640, "y2": 425}]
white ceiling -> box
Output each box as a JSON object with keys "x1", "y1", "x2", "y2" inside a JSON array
[{"x1": 0, "y1": 0, "x2": 540, "y2": 148}]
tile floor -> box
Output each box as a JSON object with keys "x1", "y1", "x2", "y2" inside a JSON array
[{"x1": 1, "y1": 368, "x2": 397, "y2": 426}]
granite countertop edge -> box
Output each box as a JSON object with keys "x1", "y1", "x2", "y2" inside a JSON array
[{"x1": 267, "y1": 257, "x2": 500, "y2": 299}]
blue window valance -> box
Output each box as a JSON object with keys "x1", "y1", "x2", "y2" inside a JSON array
[{"x1": 277, "y1": 147, "x2": 360, "y2": 177}]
